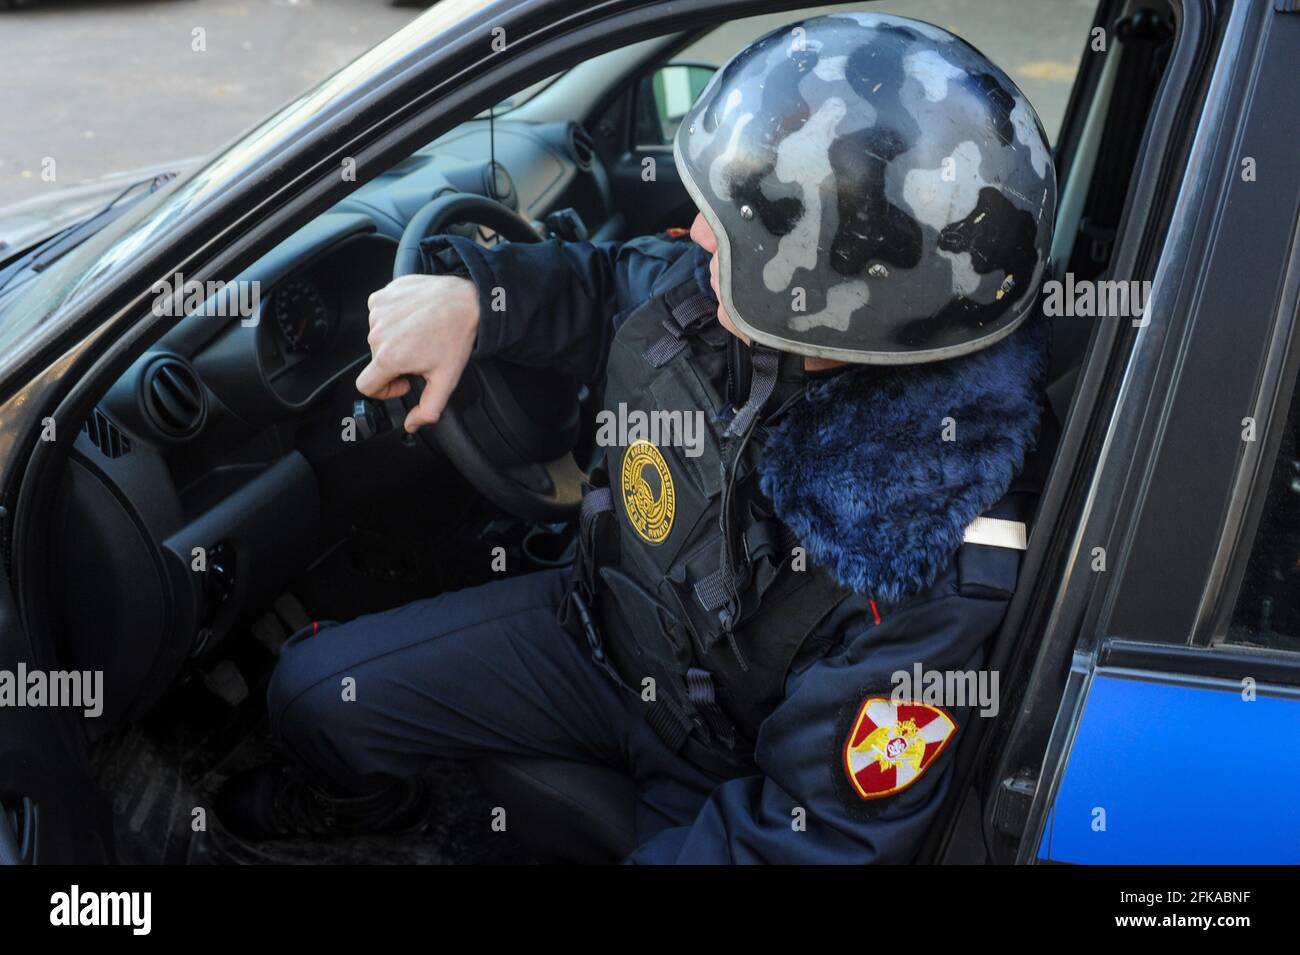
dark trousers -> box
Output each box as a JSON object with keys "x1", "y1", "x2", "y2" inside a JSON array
[{"x1": 268, "y1": 568, "x2": 726, "y2": 844}]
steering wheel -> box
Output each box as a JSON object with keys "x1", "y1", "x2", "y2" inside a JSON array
[{"x1": 393, "y1": 192, "x2": 585, "y2": 523}]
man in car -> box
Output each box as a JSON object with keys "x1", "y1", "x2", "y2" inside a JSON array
[{"x1": 216, "y1": 11, "x2": 1056, "y2": 863}]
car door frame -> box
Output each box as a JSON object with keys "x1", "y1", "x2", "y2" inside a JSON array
[{"x1": 956, "y1": 0, "x2": 1300, "y2": 864}]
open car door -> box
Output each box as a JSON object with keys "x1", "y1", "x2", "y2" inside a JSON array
[
  {"x1": 0, "y1": 557, "x2": 110, "y2": 862},
  {"x1": 984, "y1": 0, "x2": 1300, "y2": 865}
]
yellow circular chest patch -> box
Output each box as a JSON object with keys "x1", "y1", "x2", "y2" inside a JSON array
[{"x1": 620, "y1": 439, "x2": 675, "y2": 545}]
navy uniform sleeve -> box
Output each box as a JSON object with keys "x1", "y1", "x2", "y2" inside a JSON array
[
  {"x1": 624, "y1": 587, "x2": 1009, "y2": 864},
  {"x1": 421, "y1": 233, "x2": 694, "y2": 383}
]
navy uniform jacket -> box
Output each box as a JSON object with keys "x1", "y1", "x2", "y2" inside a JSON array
[{"x1": 422, "y1": 233, "x2": 1046, "y2": 864}]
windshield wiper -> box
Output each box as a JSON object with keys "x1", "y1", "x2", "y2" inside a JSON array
[{"x1": 0, "y1": 171, "x2": 177, "y2": 294}]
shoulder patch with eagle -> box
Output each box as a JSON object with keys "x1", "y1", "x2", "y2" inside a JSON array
[{"x1": 843, "y1": 698, "x2": 957, "y2": 800}]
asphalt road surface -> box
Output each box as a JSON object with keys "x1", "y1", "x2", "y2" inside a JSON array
[{"x1": 0, "y1": 0, "x2": 1095, "y2": 210}]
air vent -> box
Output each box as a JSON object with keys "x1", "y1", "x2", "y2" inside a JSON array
[
  {"x1": 83, "y1": 408, "x2": 132, "y2": 459},
  {"x1": 569, "y1": 124, "x2": 595, "y2": 170},
  {"x1": 141, "y1": 356, "x2": 206, "y2": 439}
]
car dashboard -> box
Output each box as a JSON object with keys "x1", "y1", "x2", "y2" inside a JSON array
[{"x1": 54, "y1": 118, "x2": 615, "y2": 730}]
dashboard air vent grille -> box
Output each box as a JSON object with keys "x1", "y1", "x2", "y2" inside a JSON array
[
  {"x1": 569, "y1": 125, "x2": 595, "y2": 170},
  {"x1": 83, "y1": 409, "x2": 132, "y2": 459},
  {"x1": 142, "y1": 356, "x2": 206, "y2": 439}
]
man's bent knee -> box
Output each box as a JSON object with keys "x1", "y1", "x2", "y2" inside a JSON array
[{"x1": 267, "y1": 638, "x2": 345, "y2": 754}]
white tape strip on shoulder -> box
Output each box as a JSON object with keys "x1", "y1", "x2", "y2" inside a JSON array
[{"x1": 961, "y1": 516, "x2": 1028, "y2": 551}]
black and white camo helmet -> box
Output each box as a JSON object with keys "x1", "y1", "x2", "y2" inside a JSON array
[{"x1": 674, "y1": 12, "x2": 1056, "y2": 364}]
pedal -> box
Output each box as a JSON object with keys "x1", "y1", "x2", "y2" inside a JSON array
[
  {"x1": 251, "y1": 612, "x2": 288, "y2": 657},
  {"x1": 273, "y1": 592, "x2": 311, "y2": 634},
  {"x1": 202, "y1": 660, "x2": 249, "y2": 707}
]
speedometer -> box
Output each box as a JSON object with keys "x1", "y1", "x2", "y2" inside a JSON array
[{"x1": 273, "y1": 279, "x2": 332, "y2": 353}]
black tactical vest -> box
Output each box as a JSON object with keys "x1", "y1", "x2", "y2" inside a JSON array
[{"x1": 561, "y1": 280, "x2": 853, "y2": 771}]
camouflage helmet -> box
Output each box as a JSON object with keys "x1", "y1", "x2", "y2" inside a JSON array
[{"x1": 674, "y1": 12, "x2": 1056, "y2": 364}]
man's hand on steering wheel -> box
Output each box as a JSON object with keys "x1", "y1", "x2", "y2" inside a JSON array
[
  {"x1": 356, "y1": 272, "x2": 480, "y2": 434},
  {"x1": 364, "y1": 193, "x2": 583, "y2": 522}
]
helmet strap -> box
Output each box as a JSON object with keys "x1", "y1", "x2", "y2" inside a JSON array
[{"x1": 725, "y1": 334, "x2": 751, "y2": 411}]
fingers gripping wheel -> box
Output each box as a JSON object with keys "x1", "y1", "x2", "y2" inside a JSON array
[
  {"x1": 393, "y1": 192, "x2": 586, "y2": 524},
  {"x1": 393, "y1": 192, "x2": 539, "y2": 277}
]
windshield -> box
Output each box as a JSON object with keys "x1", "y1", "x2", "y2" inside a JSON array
[
  {"x1": 0, "y1": 0, "x2": 498, "y2": 373},
  {"x1": 477, "y1": 74, "x2": 563, "y2": 116}
]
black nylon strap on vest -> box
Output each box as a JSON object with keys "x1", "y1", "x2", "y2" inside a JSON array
[
  {"x1": 580, "y1": 485, "x2": 613, "y2": 526},
  {"x1": 724, "y1": 347, "x2": 779, "y2": 439},
  {"x1": 645, "y1": 694, "x2": 693, "y2": 753},
  {"x1": 575, "y1": 485, "x2": 615, "y2": 601},
  {"x1": 693, "y1": 568, "x2": 733, "y2": 614},
  {"x1": 685, "y1": 668, "x2": 735, "y2": 749},
  {"x1": 642, "y1": 290, "x2": 717, "y2": 367},
  {"x1": 694, "y1": 520, "x2": 784, "y2": 611}
]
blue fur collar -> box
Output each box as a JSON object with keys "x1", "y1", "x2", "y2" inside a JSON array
[{"x1": 756, "y1": 321, "x2": 1049, "y2": 603}]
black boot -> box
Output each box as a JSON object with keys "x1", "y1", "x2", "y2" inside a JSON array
[{"x1": 213, "y1": 763, "x2": 434, "y2": 840}]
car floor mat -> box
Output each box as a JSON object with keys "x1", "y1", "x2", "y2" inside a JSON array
[{"x1": 90, "y1": 727, "x2": 204, "y2": 865}]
